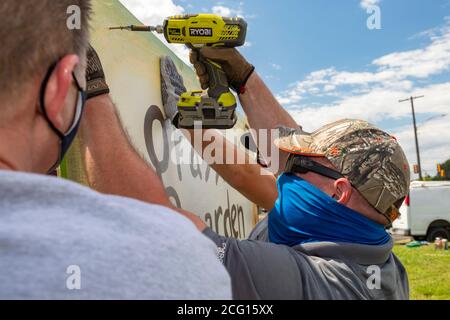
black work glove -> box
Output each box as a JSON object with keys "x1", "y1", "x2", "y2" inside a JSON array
[
  {"x1": 86, "y1": 45, "x2": 110, "y2": 100},
  {"x1": 160, "y1": 56, "x2": 186, "y2": 122},
  {"x1": 190, "y1": 47, "x2": 255, "y2": 94}
]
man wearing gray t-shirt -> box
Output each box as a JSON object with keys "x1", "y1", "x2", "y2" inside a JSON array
[{"x1": 0, "y1": 1, "x2": 231, "y2": 299}]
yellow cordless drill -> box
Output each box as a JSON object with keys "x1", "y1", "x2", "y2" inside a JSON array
[{"x1": 110, "y1": 14, "x2": 248, "y2": 129}]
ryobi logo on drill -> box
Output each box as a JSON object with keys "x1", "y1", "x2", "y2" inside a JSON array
[{"x1": 189, "y1": 28, "x2": 213, "y2": 37}]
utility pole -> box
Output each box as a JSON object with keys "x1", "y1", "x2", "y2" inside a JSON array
[{"x1": 399, "y1": 95, "x2": 424, "y2": 180}]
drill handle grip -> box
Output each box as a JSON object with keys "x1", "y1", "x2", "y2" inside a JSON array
[{"x1": 200, "y1": 55, "x2": 231, "y2": 99}]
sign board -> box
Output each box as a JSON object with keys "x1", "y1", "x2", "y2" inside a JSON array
[{"x1": 63, "y1": 0, "x2": 258, "y2": 239}]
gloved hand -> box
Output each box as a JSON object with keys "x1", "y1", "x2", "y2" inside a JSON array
[
  {"x1": 190, "y1": 47, "x2": 255, "y2": 94},
  {"x1": 160, "y1": 56, "x2": 186, "y2": 122},
  {"x1": 86, "y1": 45, "x2": 110, "y2": 100}
]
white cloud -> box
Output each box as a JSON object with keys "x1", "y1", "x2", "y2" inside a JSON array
[
  {"x1": 286, "y1": 82, "x2": 450, "y2": 176},
  {"x1": 276, "y1": 17, "x2": 450, "y2": 176},
  {"x1": 287, "y1": 82, "x2": 450, "y2": 130},
  {"x1": 392, "y1": 115, "x2": 450, "y2": 177},
  {"x1": 212, "y1": 5, "x2": 236, "y2": 17},
  {"x1": 277, "y1": 22, "x2": 450, "y2": 107},
  {"x1": 360, "y1": 0, "x2": 381, "y2": 10},
  {"x1": 271, "y1": 63, "x2": 281, "y2": 71},
  {"x1": 276, "y1": 68, "x2": 337, "y2": 104},
  {"x1": 212, "y1": 2, "x2": 247, "y2": 18},
  {"x1": 264, "y1": 74, "x2": 280, "y2": 81},
  {"x1": 119, "y1": 0, "x2": 184, "y2": 26},
  {"x1": 277, "y1": 17, "x2": 450, "y2": 105},
  {"x1": 119, "y1": 0, "x2": 190, "y2": 64},
  {"x1": 373, "y1": 30, "x2": 450, "y2": 79}
]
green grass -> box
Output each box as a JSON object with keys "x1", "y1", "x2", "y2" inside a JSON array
[{"x1": 393, "y1": 245, "x2": 450, "y2": 300}]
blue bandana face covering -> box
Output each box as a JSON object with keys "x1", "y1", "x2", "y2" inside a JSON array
[{"x1": 268, "y1": 173, "x2": 391, "y2": 247}]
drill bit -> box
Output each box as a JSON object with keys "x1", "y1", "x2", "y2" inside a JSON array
[{"x1": 109, "y1": 25, "x2": 164, "y2": 33}]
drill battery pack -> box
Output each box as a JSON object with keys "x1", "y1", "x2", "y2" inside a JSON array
[{"x1": 174, "y1": 91, "x2": 237, "y2": 129}]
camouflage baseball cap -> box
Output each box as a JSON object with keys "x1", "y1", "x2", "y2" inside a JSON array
[{"x1": 275, "y1": 119, "x2": 411, "y2": 223}]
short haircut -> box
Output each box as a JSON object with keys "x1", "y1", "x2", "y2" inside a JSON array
[{"x1": 0, "y1": 0, "x2": 91, "y2": 100}]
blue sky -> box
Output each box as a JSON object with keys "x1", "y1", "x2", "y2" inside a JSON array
[
  {"x1": 120, "y1": 0, "x2": 450, "y2": 179},
  {"x1": 239, "y1": 0, "x2": 449, "y2": 88}
]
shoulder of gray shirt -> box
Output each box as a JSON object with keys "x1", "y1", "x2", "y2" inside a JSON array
[
  {"x1": 203, "y1": 216, "x2": 409, "y2": 300},
  {"x1": 0, "y1": 170, "x2": 231, "y2": 300}
]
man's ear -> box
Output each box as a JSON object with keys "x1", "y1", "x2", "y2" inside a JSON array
[
  {"x1": 42, "y1": 54, "x2": 79, "y2": 132},
  {"x1": 333, "y1": 178, "x2": 353, "y2": 205}
]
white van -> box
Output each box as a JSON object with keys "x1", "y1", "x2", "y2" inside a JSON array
[{"x1": 391, "y1": 181, "x2": 450, "y2": 241}]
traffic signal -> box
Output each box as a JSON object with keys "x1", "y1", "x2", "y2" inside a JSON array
[
  {"x1": 437, "y1": 164, "x2": 446, "y2": 178},
  {"x1": 413, "y1": 164, "x2": 419, "y2": 174}
]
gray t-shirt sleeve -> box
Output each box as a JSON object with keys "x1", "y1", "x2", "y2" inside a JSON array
[
  {"x1": 248, "y1": 215, "x2": 269, "y2": 242},
  {"x1": 203, "y1": 228, "x2": 305, "y2": 300}
]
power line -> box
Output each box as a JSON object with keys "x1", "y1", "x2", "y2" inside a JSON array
[{"x1": 417, "y1": 113, "x2": 447, "y2": 130}]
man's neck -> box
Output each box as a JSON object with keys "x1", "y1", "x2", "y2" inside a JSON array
[
  {"x1": 0, "y1": 139, "x2": 29, "y2": 172},
  {"x1": 0, "y1": 158, "x2": 18, "y2": 171},
  {"x1": 0, "y1": 126, "x2": 35, "y2": 172},
  {"x1": 353, "y1": 203, "x2": 389, "y2": 226}
]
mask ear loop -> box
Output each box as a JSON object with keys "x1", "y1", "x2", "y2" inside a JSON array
[
  {"x1": 39, "y1": 62, "x2": 86, "y2": 174},
  {"x1": 64, "y1": 72, "x2": 86, "y2": 136},
  {"x1": 286, "y1": 155, "x2": 346, "y2": 180},
  {"x1": 39, "y1": 62, "x2": 65, "y2": 140},
  {"x1": 286, "y1": 155, "x2": 342, "y2": 201},
  {"x1": 40, "y1": 66, "x2": 85, "y2": 137},
  {"x1": 39, "y1": 62, "x2": 64, "y2": 174}
]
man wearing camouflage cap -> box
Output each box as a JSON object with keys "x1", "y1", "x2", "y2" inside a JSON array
[
  {"x1": 161, "y1": 48, "x2": 411, "y2": 299},
  {"x1": 275, "y1": 119, "x2": 410, "y2": 225}
]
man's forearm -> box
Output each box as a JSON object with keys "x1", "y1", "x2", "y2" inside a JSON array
[
  {"x1": 240, "y1": 72, "x2": 298, "y2": 132},
  {"x1": 80, "y1": 95, "x2": 207, "y2": 231},
  {"x1": 239, "y1": 72, "x2": 298, "y2": 173},
  {"x1": 80, "y1": 95, "x2": 172, "y2": 206},
  {"x1": 185, "y1": 129, "x2": 278, "y2": 210}
]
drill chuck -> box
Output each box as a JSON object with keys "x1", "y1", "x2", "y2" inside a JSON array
[{"x1": 109, "y1": 25, "x2": 164, "y2": 33}]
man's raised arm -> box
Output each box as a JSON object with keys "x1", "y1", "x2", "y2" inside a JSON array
[
  {"x1": 160, "y1": 57, "x2": 278, "y2": 210},
  {"x1": 80, "y1": 46, "x2": 206, "y2": 231},
  {"x1": 192, "y1": 48, "x2": 299, "y2": 173}
]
